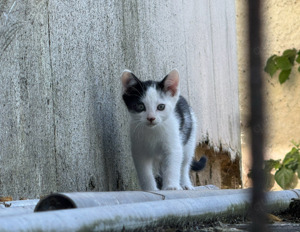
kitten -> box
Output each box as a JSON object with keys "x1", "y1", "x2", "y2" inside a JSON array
[{"x1": 121, "y1": 69, "x2": 206, "y2": 191}]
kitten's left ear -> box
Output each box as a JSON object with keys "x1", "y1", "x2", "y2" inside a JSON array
[
  {"x1": 160, "y1": 69, "x2": 180, "y2": 97},
  {"x1": 121, "y1": 69, "x2": 140, "y2": 93}
]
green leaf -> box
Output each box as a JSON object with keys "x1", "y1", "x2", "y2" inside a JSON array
[
  {"x1": 264, "y1": 55, "x2": 278, "y2": 77},
  {"x1": 283, "y1": 49, "x2": 297, "y2": 65},
  {"x1": 283, "y1": 158, "x2": 298, "y2": 172},
  {"x1": 274, "y1": 162, "x2": 282, "y2": 169},
  {"x1": 291, "y1": 147, "x2": 300, "y2": 155},
  {"x1": 286, "y1": 147, "x2": 300, "y2": 157},
  {"x1": 283, "y1": 157, "x2": 295, "y2": 166},
  {"x1": 291, "y1": 140, "x2": 300, "y2": 148},
  {"x1": 283, "y1": 49, "x2": 297, "y2": 57},
  {"x1": 286, "y1": 161, "x2": 298, "y2": 172},
  {"x1": 283, "y1": 148, "x2": 300, "y2": 172},
  {"x1": 275, "y1": 56, "x2": 293, "y2": 70},
  {"x1": 296, "y1": 54, "x2": 300, "y2": 64},
  {"x1": 275, "y1": 167, "x2": 294, "y2": 189},
  {"x1": 288, "y1": 55, "x2": 296, "y2": 65},
  {"x1": 298, "y1": 66, "x2": 300, "y2": 73},
  {"x1": 264, "y1": 159, "x2": 281, "y2": 172},
  {"x1": 279, "y1": 69, "x2": 291, "y2": 84},
  {"x1": 291, "y1": 140, "x2": 298, "y2": 147},
  {"x1": 297, "y1": 166, "x2": 300, "y2": 179},
  {"x1": 283, "y1": 148, "x2": 300, "y2": 162}
]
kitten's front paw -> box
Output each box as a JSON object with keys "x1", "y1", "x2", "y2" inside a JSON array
[
  {"x1": 162, "y1": 185, "x2": 183, "y2": 190},
  {"x1": 181, "y1": 184, "x2": 195, "y2": 190}
]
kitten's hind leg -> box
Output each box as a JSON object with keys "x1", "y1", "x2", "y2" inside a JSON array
[
  {"x1": 180, "y1": 154, "x2": 194, "y2": 190},
  {"x1": 181, "y1": 127, "x2": 197, "y2": 190}
]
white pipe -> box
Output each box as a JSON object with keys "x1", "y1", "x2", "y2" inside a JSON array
[
  {"x1": 194, "y1": 185, "x2": 219, "y2": 190},
  {"x1": 35, "y1": 187, "x2": 250, "y2": 211},
  {"x1": 0, "y1": 189, "x2": 298, "y2": 231},
  {"x1": 1, "y1": 186, "x2": 220, "y2": 216},
  {"x1": 0, "y1": 207, "x2": 35, "y2": 217}
]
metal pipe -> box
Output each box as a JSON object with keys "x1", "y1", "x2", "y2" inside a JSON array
[
  {"x1": 0, "y1": 189, "x2": 298, "y2": 232},
  {"x1": 35, "y1": 187, "x2": 252, "y2": 212}
]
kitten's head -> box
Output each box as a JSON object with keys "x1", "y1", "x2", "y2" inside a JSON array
[{"x1": 121, "y1": 69, "x2": 180, "y2": 128}]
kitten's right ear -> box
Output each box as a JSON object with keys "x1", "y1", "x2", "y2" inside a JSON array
[
  {"x1": 121, "y1": 70, "x2": 139, "y2": 93},
  {"x1": 160, "y1": 69, "x2": 180, "y2": 97}
]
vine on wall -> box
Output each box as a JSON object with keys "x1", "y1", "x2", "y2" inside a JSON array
[{"x1": 264, "y1": 48, "x2": 300, "y2": 84}]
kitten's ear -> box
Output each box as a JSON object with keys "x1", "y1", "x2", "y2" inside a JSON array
[
  {"x1": 160, "y1": 69, "x2": 180, "y2": 97},
  {"x1": 121, "y1": 70, "x2": 140, "y2": 93}
]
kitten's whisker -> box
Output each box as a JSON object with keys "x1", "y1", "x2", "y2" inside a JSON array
[
  {"x1": 135, "y1": 77, "x2": 146, "y2": 93},
  {"x1": 124, "y1": 86, "x2": 144, "y2": 98},
  {"x1": 132, "y1": 123, "x2": 140, "y2": 135},
  {"x1": 137, "y1": 124, "x2": 145, "y2": 140},
  {"x1": 124, "y1": 93, "x2": 141, "y2": 98},
  {"x1": 132, "y1": 121, "x2": 144, "y2": 135},
  {"x1": 129, "y1": 86, "x2": 144, "y2": 96}
]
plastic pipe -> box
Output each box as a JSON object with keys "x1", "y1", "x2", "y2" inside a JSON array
[
  {"x1": 195, "y1": 185, "x2": 219, "y2": 190},
  {"x1": 0, "y1": 189, "x2": 298, "y2": 231},
  {"x1": 0, "y1": 185, "x2": 218, "y2": 216},
  {"x1": 35, "y1": 187, "x2": 251, "y2": 212},
  {"x1": 0, "y1": 207, "x2": 35, "y2": 217}
]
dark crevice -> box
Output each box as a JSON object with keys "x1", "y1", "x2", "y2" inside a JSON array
[{"x1": 46, "y1": 0, "x2": 58, "y2": 191}]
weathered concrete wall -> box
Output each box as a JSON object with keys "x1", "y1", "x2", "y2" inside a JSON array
[
  {"x1": 236, "y1": 1, "x2": 300, "y2": 189},
  {"x1": 0, "y1": 0, "x2": 240, "y2": 199}
]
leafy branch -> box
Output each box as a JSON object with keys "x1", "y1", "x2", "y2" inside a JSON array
[
  {"x1": 248, "y1": 141, "x2": 300, "y2": 190},
  {"x1": 264, "y1": 48, "x2": 300, "y2": 84}
]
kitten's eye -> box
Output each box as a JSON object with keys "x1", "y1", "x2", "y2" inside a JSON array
[
  {"x1": 135, "y1": 103, "x2": 146, "y2": 112},
  {"x1": 157, "y1": 104, "x2": 165, "y2": 111}
]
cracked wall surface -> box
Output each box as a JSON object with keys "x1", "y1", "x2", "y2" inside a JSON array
[{"x1": 0, "y1": 0, "x2": 240, "y2": 198}]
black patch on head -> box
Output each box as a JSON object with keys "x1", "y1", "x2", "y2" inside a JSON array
[
  {"x1": 157, "y1": 74, "x2": 168, "y2": 91},
  {"x1": 122, "y1": 75, "x2": 156, "y2": 113},
  {"x1": 175, "y1": 96, "x2": 193, "y2": 145}
]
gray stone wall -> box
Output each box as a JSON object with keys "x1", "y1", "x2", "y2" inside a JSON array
[{"x1": 0, "y1": 0, "x2": 240, "y2": 199}]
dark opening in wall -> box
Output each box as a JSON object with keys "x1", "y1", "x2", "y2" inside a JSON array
[{"x1": 191, "y1": 145, "x2": 242, "y2": 189}]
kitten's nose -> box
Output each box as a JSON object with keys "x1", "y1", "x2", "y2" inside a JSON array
[{"x1": 147, "y1": 117, "x2": 156, "y2": 123}]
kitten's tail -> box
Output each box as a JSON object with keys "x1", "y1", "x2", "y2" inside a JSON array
[{"x1": 191, "y1": 156, "x2": 207, "y2": 172}]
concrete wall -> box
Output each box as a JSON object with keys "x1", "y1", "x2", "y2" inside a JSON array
[
  {"x1": 0, "y1": 0, "x2": 240, "y2": 199},
  {"x1": 236, "y1": 0, "x2": 300, "y2": 189}
]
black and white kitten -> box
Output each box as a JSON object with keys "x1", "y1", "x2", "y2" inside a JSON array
[{"x1": 121, "y1": 69, "x2": 206, "y2": 191}]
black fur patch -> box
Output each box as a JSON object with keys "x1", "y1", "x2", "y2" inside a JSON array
[
  {"x1": 191, "y1": 156, "x2": 207, "y2": 172},
  {"x1": 122, "y1": 77, "x2": 156, "y2": 113},
  {"x1": 175, "y1": 96, "x2": 193, "y2": 145}
]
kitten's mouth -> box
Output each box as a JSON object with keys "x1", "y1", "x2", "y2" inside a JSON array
[{"x1": 146, "y1": 123, "x2": 157, "y2": 128}]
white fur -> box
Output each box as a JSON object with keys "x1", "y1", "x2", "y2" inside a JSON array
[{"x1": 129, "y1": 85, "x2": 197, "y2": 191}]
